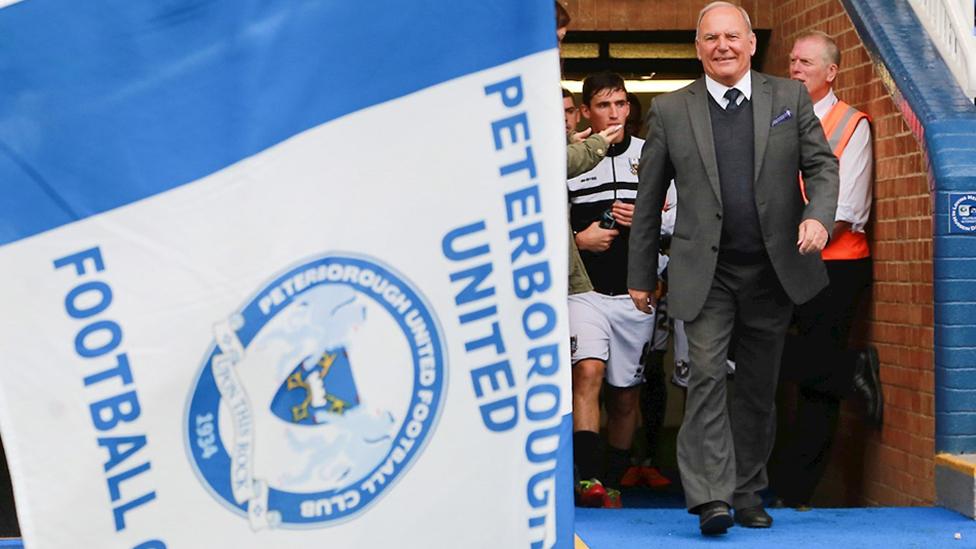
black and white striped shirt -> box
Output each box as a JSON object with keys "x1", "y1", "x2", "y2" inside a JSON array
[{"x1": 568, "y1": 134, "x2": 643, "y2": 295}]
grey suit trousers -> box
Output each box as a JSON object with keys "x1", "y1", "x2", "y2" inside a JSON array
[{"x1": 678, "y1": 256, "x2": 793, "y2": 512}]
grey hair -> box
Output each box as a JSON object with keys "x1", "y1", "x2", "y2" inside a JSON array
[
  {"x1": 696, "y1": 1, "x2": 753, "y2": 38},
  {"x1": 795, "y1": 30, "x2": 841, "y2": 66}
]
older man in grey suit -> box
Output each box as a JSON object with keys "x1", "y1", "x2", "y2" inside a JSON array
[{"x1": 627, "y1": 2, "x2": 838, "y2": 536}]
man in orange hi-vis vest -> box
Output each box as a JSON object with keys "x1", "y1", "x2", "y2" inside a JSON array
[{"x1": 770, "y1": 30, "x2": 884, "y2": 509}]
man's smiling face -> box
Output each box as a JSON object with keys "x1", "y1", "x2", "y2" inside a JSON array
[{"x1": 696, "y1": 5, "x2": 756, "y2": 87}]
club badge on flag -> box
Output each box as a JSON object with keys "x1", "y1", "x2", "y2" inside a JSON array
[{"x1": 186, "y1": 255, "x2": 445, "y2": 529}]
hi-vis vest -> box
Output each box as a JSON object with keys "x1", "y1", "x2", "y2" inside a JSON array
[{"x1": 800, "y1": 100, "x2": 872, "y2": 260}]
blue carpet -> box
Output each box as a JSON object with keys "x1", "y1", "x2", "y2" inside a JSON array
[{"x1": 576, "y1": 507, "x2": 976, "y2": 548}]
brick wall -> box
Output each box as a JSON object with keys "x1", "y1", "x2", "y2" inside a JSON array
[
  {"x1": 764, "y1": 0, "x2": 935, "y2": 506},
  {"x1": 563, "y1": 0, "x2": 936, "y2": 506},
  {"x1": 563, "y1": 0, "x2": 773, "y2": 31}
]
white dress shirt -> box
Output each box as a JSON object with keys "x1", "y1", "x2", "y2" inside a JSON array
[
  {"x1": 705, "y1": 72, "x2": 752, "y2": 109},
  {"x1": 813, "y1": 89, "x2": 873, "y2": 232}
]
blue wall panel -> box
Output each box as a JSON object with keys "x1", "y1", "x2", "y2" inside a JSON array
[
  {"x1": 842, "y1": 0, "x2": 976, "y2": 454},
  {"x1": 935, "y1": 280, "x2": 976, "y2": 301},
  {"x1": 936, "y1": 364, "x2": 976, "y2": 389},
  {"x1": 935, "y1": 303, "x2": 976, "y2": 325},
  {"x1": 934, "y1": 236, "x2": 976, "y2": 257}
]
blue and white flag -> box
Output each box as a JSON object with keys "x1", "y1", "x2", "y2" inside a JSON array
[{"x1": 0, "y1": 1, "x2": 572, "y2": 547}]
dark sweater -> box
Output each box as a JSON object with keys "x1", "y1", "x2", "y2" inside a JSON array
[{"x1": 709, "y1": 95, "x2": 765, "y2": 260}]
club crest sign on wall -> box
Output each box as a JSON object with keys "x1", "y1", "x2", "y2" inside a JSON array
[
  {"x1": 185, "y1": 254, "x2": 446, "y2": 529},
  {"x1": 950, "y1": 193, "x2": 976, "y2": 234}
]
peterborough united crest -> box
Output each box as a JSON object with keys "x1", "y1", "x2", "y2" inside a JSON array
[{"x1": 185, "y1": 254, "x2": 446, "y2": 529}]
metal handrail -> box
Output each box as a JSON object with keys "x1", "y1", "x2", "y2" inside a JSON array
[{"x1": 908, "y1": 0, "x2": 976, "y2": 102}]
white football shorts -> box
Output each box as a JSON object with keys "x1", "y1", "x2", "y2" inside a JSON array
[{"x1": 568, "y1": 291, "x2": 656, "y2": 388}]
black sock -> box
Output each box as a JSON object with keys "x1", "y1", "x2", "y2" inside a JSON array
[
  {"x1": 605, "y1": 445, "x2": 631, "y2": 489},
  {"x1": 573, "y1": 430, "x2": 603, "y2": 481}
]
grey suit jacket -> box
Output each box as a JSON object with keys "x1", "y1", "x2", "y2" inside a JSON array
[{"x1": 628, "y1": 71, "x2": 839, "y2": 321}]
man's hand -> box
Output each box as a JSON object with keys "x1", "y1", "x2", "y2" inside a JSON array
[
  {"x1": 629, "y1": 288, "x2": 657, "y2": 314},
  {"x1": 570, "y1": 124, "x2": 621, "y2": 145},
  {"x1": 797, "y1": 219, "x2": 828, "y2": 255},
  {"x1": 575, "y1": 221, "x2": 618, "y2": 252},
  {"x1": 597, "y1": 124, "x2": 623, "y2": 142},
  {"x1": 611, "y1": 200, "x2": 634, "y2": 227},
  {"x1": 569, "y1": 127, "x2": 591, "y2": 144},
  {"x1": 832, "y1": 220, "x2": 853, "y2": 242}
]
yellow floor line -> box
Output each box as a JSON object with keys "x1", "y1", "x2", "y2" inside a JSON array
[
  {"x1": 936, "y1": 453, "x2": 976, "y2": 476},
  {"x1": 575, "y1": 533, "x2": 590, "y2": 549}
]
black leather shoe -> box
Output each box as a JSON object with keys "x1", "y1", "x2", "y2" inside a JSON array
[
  {"x1": 698, "y1": 501, "x2": 733, "y2": 535},
  {"x1": 854, "y1": 347, "x2": 883, "y2": 428},
  {"x1": 734, "y1": 505, "x2": 773, "y2": 528}
]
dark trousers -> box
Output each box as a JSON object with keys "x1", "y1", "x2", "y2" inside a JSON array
[
  {"x1": 679, "y1": 257, "x2": 793, "y2": 511},
  {"x1": 0, "y1": 436, "x2": 19, "y2": 536},
  {"x1": 772, "y1": 257, "x2": 872, "y2": 505},
  {"x1": 640, "y1": 349, "x2": 668, "y2": 462}
]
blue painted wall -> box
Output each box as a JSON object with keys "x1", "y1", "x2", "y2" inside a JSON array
[{"x1": 842, "y1": 0, "x2": 976, "y2": 453}]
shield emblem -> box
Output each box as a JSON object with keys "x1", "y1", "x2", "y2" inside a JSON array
[{"x1": 269, "y1": 347, "x2": 361, "y2": 426}]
